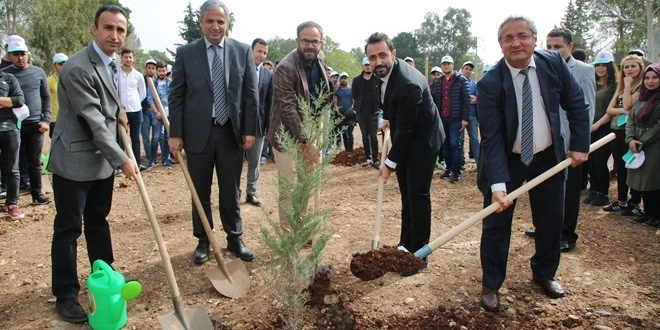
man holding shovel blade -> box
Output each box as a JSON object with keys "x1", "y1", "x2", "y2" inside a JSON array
[{"x1": 476, "y1": 16, "x2": 590, "y2": 312}]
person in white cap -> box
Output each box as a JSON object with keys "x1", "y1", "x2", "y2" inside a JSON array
[
  {"x1": 0, "y1": 61, "x2": 25, "y2": 219},
  {"x1": 461, "y1": 61, "x2": 480, "y2": 165},
  {"x1": 0, "y1": 35, "x2": 24, "y2": 70},
  {"x1": 140, "y1": 58, "x2": 158, "y2": 169},
  {"x1": 430, "y1": 66, "x2": 441, "y2": 85},
  {"x1": 2, "y1": 39, "x2": 52, "y2": 205},
  {"x1": 329, "y1": 70, "x2": 339, "y2": 91},
  {"x1": 433, "y1": 54, "x2": 469, "y2": 184},
  {"x1": 404, "y1": 56, "x2": 415, "y2": 67},
  {"x1": 334, "y1": 71, "x2": 355, "y2": 151},
  {"x1": 353, "y1": 56, "x2": 380, "y2": 168},
  {"x1": 47, "y1": 53, "x2": 68, "y2": 138}
]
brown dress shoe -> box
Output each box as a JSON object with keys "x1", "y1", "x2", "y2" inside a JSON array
[
  {"x1": 55, "y1": 298, "x2": 87, "y2": 323},
  {"x1": 480, "y1": 287, "x2": 500, "y2": 312},
  {"x1": 533, "y1": 274, "x2": 565, "y2": 298}
]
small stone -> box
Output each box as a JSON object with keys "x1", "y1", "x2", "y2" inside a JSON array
[
  {"x1": 323, "y1": 294, "x2": 340, "y2": 305},
  {"x1": 499, "y1": 288, "x2": 509, "y2": 294},
  {"x1": 596, "y1": 310, "x2": 612, "y2": 316},
  {"x1": 332, "y1": 234, "x2": 341, "y2": 238},
  {"x1": 404, "y1": 297, "x2": 414, "y2": 305},
  {"x1": 449, "y1": 321, "x2": 456, "y2": 327},
  {"x1": 629, "y1": 257, "x2": 635, "y2": 262},
  {"x1": 47, "y1": 297, "x2": 56, "y2": 303},
  {"x1": 506, "y1": 308, "x2": 517, "y2": 315},
  {"x1": 36, "y1": 264, "x2": 44, "y2": 268},
  {"x1": 506, "y1": 296, "x2": 515, "y2": 303},
  {"x1": 593, "y1": 326, "x2": 614, "y2": 330},
  {"x1": 524, "y1": 296, "x2": 533, "y2": 303}
]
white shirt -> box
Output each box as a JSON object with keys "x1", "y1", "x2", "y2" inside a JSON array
[
  {"x1": 118, "y1": 67, "x2": 146, "y2": 112},
  {"x1": 379, "y1": 66, "x2": 396, "y2": 170},
  {"x1": 491, "y1": 58, "x2": 553, "y2": 193}
]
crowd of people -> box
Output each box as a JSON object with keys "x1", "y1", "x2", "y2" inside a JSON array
[{"x1": 0, "y1": 0, "x2": 657, "y2": 323}]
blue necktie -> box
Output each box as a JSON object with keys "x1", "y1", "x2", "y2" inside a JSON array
[
  {"x1": 520, "y1": 67, "x2": 534, "y2": 166},
  {"x1": 109, "y1": 60, "x2": 118, "y2": 90},
  {"x1": 211, "y1": 45, "x2": 228, "y2": 125}
]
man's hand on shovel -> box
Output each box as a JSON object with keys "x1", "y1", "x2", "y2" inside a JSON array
[
  {"x1": 378, "y1": 165, "x2": 393, "y2": 183},
  {"x1": 119, "y1": 157, "x2": 139, "y2": 182}
]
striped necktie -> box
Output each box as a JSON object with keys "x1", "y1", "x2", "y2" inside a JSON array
[
  {"x1": 211, "y1": 45, "x2": 229, "y2": 125},
  {"x1": 519, "y1": 67, "x2": 534, "y2": 166},
  {"x1": 109, "y1": 60, "x2": 118, "y2": 90}
]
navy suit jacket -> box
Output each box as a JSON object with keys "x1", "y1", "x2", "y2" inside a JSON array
[
  {"x1": 476, "y1": 50, "x2": 590, "y2": 194},
  {"x1": 169, "y1": 37, "x2": 258, "y2": 152},
  {"x1": 256, "y1": 65, "x2": 273, "y2": 136},
  {"x1": 382, "y1": 59, "x2": 444, "y2": 164}
]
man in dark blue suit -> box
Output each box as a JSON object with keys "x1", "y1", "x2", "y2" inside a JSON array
[
  {"x1": 476, "y1": 16, "x2": 590, "y2": 312},
  {"x1": 365, "y1": 32, "x2": 444, "y2": 262},
  {"x1": 169, "y1": 0, "x2": 258, "y2": 264}
]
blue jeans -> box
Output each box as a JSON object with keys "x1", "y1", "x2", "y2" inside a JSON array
[
  {"x1": 160, "y1": 124, "x2": 169, "y2": 163},
  {"x1": 467, "y1": 115, "x2": 480, "y2": 163},
  {"x1": 141, "y1": 110, "x2": 162, "y2": 165},
  {"x1": 0, "y1": 128, "x2": 20, "y2": 206},
  {"x1": 442, "y1": 120, "x2": 462, "y2": 174}
]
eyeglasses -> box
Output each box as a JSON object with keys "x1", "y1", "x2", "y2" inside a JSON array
[
  {"x1": 500, "y1": 33, "x2": 533, "y2": 44},
  {"x1": 299, "y1": 38, "x2": 322, "y2": 47}
]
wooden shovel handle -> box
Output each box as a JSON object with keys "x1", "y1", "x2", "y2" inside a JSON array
[
  {"x1": 371, "y1": 129, "x2": 390, "y2": 249},
  {"x1": 414, "y1": 132, "x2": 616, "y2": 258}
]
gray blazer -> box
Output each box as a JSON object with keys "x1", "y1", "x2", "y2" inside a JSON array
[
  {"x1": 169, "y1": 37, "x2": 258, "y2": 152},
  {"x1": 48, "y1": 43, "x2": 128, "y2": 181},
  {"x1": 560, "y1": 55, "x2": 596, "y2": 151}
]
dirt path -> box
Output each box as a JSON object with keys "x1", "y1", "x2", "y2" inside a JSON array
[{"x1": 0, "y1": 129, "x2": 658, "y2": 329}]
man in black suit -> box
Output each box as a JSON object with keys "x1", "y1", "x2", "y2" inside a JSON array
[
  {"x1": 169, "y1": 0, "x2": 258, "y2": 264},
  {"x1": 476, "y1": 16, "x2": 590, "y2": 312},
  {"x1": 364, "y1": 32, "x2": 444, "y2": 261},
  {"x1": 244, "y1": 38, "x2": 272, "y2": 207}
]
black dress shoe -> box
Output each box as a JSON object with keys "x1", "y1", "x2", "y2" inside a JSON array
[
  {"x1": 560, "y1": 241, "x2": 576, "y2": 252},
  {"x1": 55, "y1": 298, "x2": 87, "y2": 323},
  {"x1": 532, "y1": 274, "x2": 565, "y2": 298},
  {"x1": 246, "y1": 193, "x2": 261, "y2": 206},
  {"x1": 228, "y1": 238, "x2": 254, "y2": 262},
  {"x1": 480, "y1": 287, "x2": 500, "y2": 312},
  {"x1": 524, "y1": 228, "x2": 535, "y2": 237},
  {"x1": 193, "y1": 240, "x2": 210, "y2": 265}
]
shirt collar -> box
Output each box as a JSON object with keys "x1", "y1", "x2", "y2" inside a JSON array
[
  {"x1": 92, "y1": 41, "x2": 116, "y2": 67},
  {"x1": 505, "y1": 56, "x2": 536, "y2": 77},
  {"x1": 204, "y1": 37, "x2": 225, "y2": 49}
]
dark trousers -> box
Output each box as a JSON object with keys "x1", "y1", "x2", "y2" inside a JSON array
[
  {"x1": 611, "y1": 129, "x2": 641, "y2": 203},
  {"x1": 187, "y1": 122, "x2": 243, "y2": 242},
  {"x1": 481, "y1": 147, "x2": 564, "y2": 290},
  {"x1": 642, "y1": 190, "x2": 660, "y2": 218},
  {"x1": 442, "y1": 120, "x2": 462, "y2": 173},
  {"x1": 51, "y1": 174, "x2": 115, "y2": 299},
  {"x1": 588, "y1": 126, "x2": 611, "y2": 195},
  {"x1": 396, "y1": 154, "x2": 436, "y2": 253},
  {"x1": 562, "y1": 164, "x2": 582, "y2": 243},
  {"x1": 126, "y1": 111, "x2": 143, "y2": 165},
  {"x1": 19, "y1": 122, "x2": 44, "y2": 197},
  {"x1": 49, "y1": 122, "x2": 55, "y2": 139},
  {"x1": 340, "y1": 122, "x2": 354, "y2": 151},
  {"x1": 0, "y1": 129, "x2": 20, "y2": 206},
  {"x1": 357, "y1": 113, "x2": 379, "y2": 161}
]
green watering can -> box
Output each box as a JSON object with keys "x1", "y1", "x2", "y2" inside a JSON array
[{"x1": 87, "y1": 260, "x2": 142, "y2": 330}]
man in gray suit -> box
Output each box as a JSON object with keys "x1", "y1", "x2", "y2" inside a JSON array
[
  {"x1": 169, "y1": 0, "x2": 258, "y2": 264},
  {"x1": 48, "y1": 5, "x2": 138, "y2": 323},
  {"x1": 244, "y1": 38, "x2": 273, "y2": 207}
]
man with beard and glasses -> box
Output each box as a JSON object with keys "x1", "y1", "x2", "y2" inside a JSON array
[
  {"x1": 353, "y1": 56, "x2": 381, "y2": 168},
  {"x1": 365, "y1": 32, "x2": 444, "y2": 272},
  {"x1": 266, "y1": 21, "x2": 331, "y2": 232}
]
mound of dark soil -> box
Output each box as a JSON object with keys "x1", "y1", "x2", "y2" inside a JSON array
[{"x1": 349, "y1": 246, "x2": 427, "y2": 281}]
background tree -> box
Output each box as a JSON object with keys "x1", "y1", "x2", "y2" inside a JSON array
[
  {"x1": 324, "y1": 48, "x2": 361, "y2": 78},
  {"x1": 266, "y1": 37, "x2": 297, "y2": 64},
  {"x1": 0, "y1": 0, "x2": 32, "y2": 37},
  {"x1": 178, "y1": 2, "x2": 201, "y2": 44},
  {"x1": 561, "y1": 0, "x2": 595, "y2": 56},
  {"x1": 415, "y1": 8, "x2": 476, "y2": 67},
  {"x1": 392, "y1": 32, "x2": 423, "y2": 65}
]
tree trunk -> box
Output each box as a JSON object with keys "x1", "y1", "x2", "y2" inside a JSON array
[{"x1": 647, "y1": 0, "x2": 659, "y2": 62}]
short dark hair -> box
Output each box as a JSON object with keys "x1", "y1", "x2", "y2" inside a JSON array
[
  {"x1": 547, "y1": 27, "x2": 573, "y2": 44},
  {"x1": 251, "y1": 38, "x2": 268, "y2": 50},
  {"x1": 156, "y1": 61, "x2": 167, "y2": 69},
  {"x1": 94, "y1": 5, "x2": 127, "y2": 27},
  {"x1": 571, "y1": 48, "x2": 587, "y2": 61},
  {"x1": 296, "y1": 21, "x2": 323, "y2": 39},
  {"x1": 364, "y1": 32, "x2": 394, "y2": 55},
  {"x1": 120, "y1": 48, "x2": 133, "y2": 56}
]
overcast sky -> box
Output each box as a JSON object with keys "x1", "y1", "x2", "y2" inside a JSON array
[{"x1": 120, "y1": 0, "x2": 571, "y2": 65}]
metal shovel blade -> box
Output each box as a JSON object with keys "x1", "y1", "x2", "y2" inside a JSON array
[
  {"x1": 206, "y1": 257, "x2": 251, "y2": 299},
  {"x1": 157, "y1": 305, "x2": 214, "y2": 330}
]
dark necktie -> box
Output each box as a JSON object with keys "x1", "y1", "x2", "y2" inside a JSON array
[
  {"x1": 109, "y1": 60, "x2": 118, "y2": 90},
  {"x1": 212, "y1": 45, "x2": 228, "y2": 125},
  {"x1": 377, "y1": 79, "x2": 385, "y2": 109},
  {"x1": 520, "y1": 67, "x2": 534, "y2": 166}
]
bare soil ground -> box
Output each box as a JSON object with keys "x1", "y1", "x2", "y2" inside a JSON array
[{"x1": 0, "y1": 129, "x2": 658, "y2": 329}]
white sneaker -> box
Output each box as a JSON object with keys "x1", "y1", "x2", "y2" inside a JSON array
[
  {"x1": 437, "y1": 161, "x2": 446, "y2": 170},
  {"x1": 361, "y1": 159, "x2": 373, "y2": 167}
]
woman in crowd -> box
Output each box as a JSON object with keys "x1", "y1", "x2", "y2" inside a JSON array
[
  {"x1": 603, "y1": 55, "x2": 645, "y2": 216},
  {"x1": 625, "y1": 63, "x2": 660, "y2": 228},
  {"x1": 584, "y1": 51, "x2": 617, "y2": 206}
]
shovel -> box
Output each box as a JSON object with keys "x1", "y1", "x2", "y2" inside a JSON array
[
  {"x1": 146, "y1": 77, "x2": 251, "y2": 298},
  {"x1": 118, "y1": 128, "x2": 213, "y2": 330},
  {"x1": 413, "y1": 132, "x2": 616, "y2": 259},
  {"x1": 371, "y1": 129, "x2": 391, "y2": 249}
]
